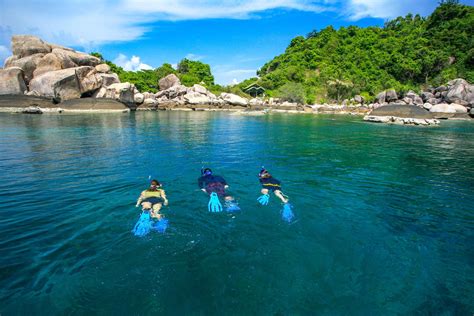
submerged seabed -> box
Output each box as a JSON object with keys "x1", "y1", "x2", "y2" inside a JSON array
[{"x1": 0, "y1": 112, "x2": 473, "y2": 315}]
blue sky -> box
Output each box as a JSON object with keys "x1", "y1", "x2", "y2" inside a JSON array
[{"x1": 1, "y1": 0, "x2": 473, "y2": 85}]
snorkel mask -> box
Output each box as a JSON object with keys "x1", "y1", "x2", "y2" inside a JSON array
[
  {"x1": 201, "y1": 168, "x2": 212, "y2": 176},
  {"x1": 259, "y1": 168, "x2": 271, "y2": 178}
]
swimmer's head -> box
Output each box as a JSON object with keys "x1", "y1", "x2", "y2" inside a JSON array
[{"x1": 201, "y1": 168, "x2": 212, "y2": 176}]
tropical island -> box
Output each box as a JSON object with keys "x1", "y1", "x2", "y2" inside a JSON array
[{"x1": 0, "y1": 0, "x2": 472, "y2": 125}]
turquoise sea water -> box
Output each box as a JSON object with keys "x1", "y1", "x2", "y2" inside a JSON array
[{"x1": 0, "y1": 112, "x2": 473, "y2": 315}]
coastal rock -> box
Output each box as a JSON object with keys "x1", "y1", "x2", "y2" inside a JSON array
[
  {"x1": 50, "y1": 49, "x2": 78, "y2": 69},
  {"x1": 249, "y1": 98, "x2": 264, "y2": 106},
  {"x1": 429, "y1": 103, "x2": 460, "y2": 119},
  {"x1": 52, "y1": 48, "x2": 100, "y2": 67},
  {"x1": 446, "y1": 78, "x2": 473, "y2": 104},
  {"x1": 376, "y1": 91, "x2": 386, "y2": 104},
  {"x1": 95, "y1": 64, "x2": 110, "y2": 73},
  {"x1": 427, "y1": 97, "x2": 439, "y2": 105},
  {"x1": 191, "y1": 84, "x2": 208, "y2": 95},
  {"x1": 184, "y1": 92, "x2": 210, "y2": 104},
  {"x1": 29, "y1": 66, "x2": 98, "y2": 101},
  {"x1": 100, "y1": 82, "x2": 136, "y2": 105},
  {"x1": 354, "y1": 95, "x2": 364, "y2": 104},
  {"x1": 470, "y1": 108, "x2": 474, "y2": 117},
  {"x1": 96, "y1": 73, "x2": 120, "y2": 87},
  {"x1": 22, "y1": 106, "x2": 43, "y2": 114},
  {"x1": 4, "y1": 53, "x2": 44, "y2": 84},
  {"x1": 220, "y1": 93, "x2": 248, "y2": 106},
  {"x1": 368, "y1": 104, "x2": 433, "y2": 119},
  {"x1": 402, "y1": 97, "x2": 413, "y2": 105},
  {"x1": 386, "y1": 89, "x2": 398, "y2": 102},
  {"x1": 430, "y1": 103, "x2": 458, "y2": 113},
  {"x1": 0, "y1": 67, "x2": 28, "y2": 95},
  {"x1": 159, "y1": 74, "x2": 180, "y2": 91},
  {"x1": 413, "y1": 96, "x2": 423, "y2": 106},
  {"x1": 364, "y1": 115, "x2": 439, "y2": 126},
  {"x1": 32, "y1": 53, "x2": 64, "y2": 77},
  {"x1": 134, "y1": 93, "x2": 144, "y2": 104},
  {"x1": 4, "y1": 55, "x2": 18, "y2": 68},
  {"x1": 143, "y1": 98, "x2": 157, "y2": 107},
  {"x1": 59, "y1": 98, "x2": 130, "y2": 111},
  {"x1": 12, "y1": 35, "x2": 51, "y2": 58},
  {"x1": 421, "y1": 91, "x2": 434, "y2": 101},
  {"x1": 423, "y1": 103, "x2": 433, "y2": 110},
  {"x1": 0, "y1": 95, "x2": 55, "y2": 109}
]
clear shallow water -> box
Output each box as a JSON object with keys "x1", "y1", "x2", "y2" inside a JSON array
[{"x1": 0, "y1": 112, "x2": 473, "y2": 315}]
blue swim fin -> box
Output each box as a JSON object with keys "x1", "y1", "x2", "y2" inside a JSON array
[
  {"x1": 281, "y1": 203, "x2": 295, "y2": 223},
  {"x1": 225, "y1": 200, "x2": 241, "y2": 212},
  {"x1": 132, "y1": 211, "x2": 152, "y2": 237},
  {"x1": 208, "y1": 192, "x2": 223, "y2": 212},
  {"x1": 152, "y1": 218, "x2": 169, "y2": 233},
  {"x1": 257, "y1": 194, "x2": 270, "y2": 206}
]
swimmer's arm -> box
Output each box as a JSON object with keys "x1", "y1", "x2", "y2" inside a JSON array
[
  {"x1": 162, "y1": 190, "x2": 169, "y2": 206},
  {"x1": 135, "y1": 191, "x2": 145, "y2": 207}
]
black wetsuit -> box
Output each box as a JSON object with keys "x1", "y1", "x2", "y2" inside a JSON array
[
  {"x1": 260, "y1": 177, "x2": 282, "y2": 192},
  {"x1": 198, "y1": 175, "x2": 228, "y2": 197}
]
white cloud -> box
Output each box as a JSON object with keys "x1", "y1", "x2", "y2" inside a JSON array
[
  {"x1": 213, "y1": 65, "x2": 257, "y2": 85},
  {"x1": 113, "y1": 53, "x2": 153, "y2": 71},
  {"x1": 231, "y1": 78, "x2": 240, "y2": 85},
  {"x1": 185, "y1": 53, "x2": 204, "y2": 61},
  {"x1": 0, "y1": 45, "x2": 11, "y2": 66},
  {"x1": 345, "y1": 0, "x2": 439, "y2": 20}
]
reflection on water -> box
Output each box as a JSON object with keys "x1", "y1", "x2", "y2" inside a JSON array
[{"x1": 0, "y1": 112, "x2": 473, "y2": 315}]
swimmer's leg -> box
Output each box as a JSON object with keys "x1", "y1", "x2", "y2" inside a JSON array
[
  {"x1": 274, "y1": 190, "x2": 288, "y2": 204},
  {"x1": 151, "y1": 203, "x2": 163, "y2": 220}
]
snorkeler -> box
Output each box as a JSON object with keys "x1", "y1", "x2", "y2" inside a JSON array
[
  {"x1": 198, "y1": 168, "x2": 239, "y2": 212},
  {"x1": 135, "y1": 179, "x2": 169, "y2": 219},
  {"x1": 257, "y1": 168, "x2": 289, "y2": 205}
]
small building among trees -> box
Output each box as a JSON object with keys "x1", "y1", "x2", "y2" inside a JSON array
[{"x1": 243, "y1": 83, "x2": 265, "y2": 98}]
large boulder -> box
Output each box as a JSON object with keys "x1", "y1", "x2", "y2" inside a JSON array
[
  {"x1": 430, "y1": 103, "x2": 458, "y2": 113},
  {"x1": 134, "y1": 93, "x2": 144, "y2": 104},
  {"x1": 98, "y1": 82, "x2": 136, "y2": 105},
  {"x1": 184, "y1": 91, "x2": 211, "y2": 105},
  {"x1": 369, "y1": 104, "x2": 433, "y2": 119},
  {"x1": 0, "y1": 67, "x2": 28, "y2": 95},
  {"x1": 52, "y1": 48, "x2": 100, "y2": 67},
  {"x1": 364, "y1": 104, "x2": 438, "y2": 125},
  {"x1": 4, "y1": 53, "x2": 44, "y2": 84},
  {"x1": 96, "y1": 73, "x2": 120, "y2": 87},
  {"x1": 386, "y1": 89, "x2": 398, "y2": 102},
  {"x1": 158, "y1": 84, "x2": 188, "y2": 99},
  {"x1": 376, "y1": 91, "x2": 386, "y2": 104},
  {"x1": 421, "y1": 91, "x2": 434, "y2": 102},
  {"x1": 354, "y1": 95, "x2": 365, "y2": 104},
  {"x1": 33, "y1": 53, "x2": 66, "y2": 77},
  {"x1": 95, "y1": 64, "x2": 110, "y2": 73},
  {"x1": 220, "y1": 93, "x2": 248, "y2": 106},
  {"x1": 158, "y1": 74, "x2": 180, "y2": 91},
  {"x1": 29, "y1": 66, "x2": 100, "y2": 101},
  {"x1": 191, "y1": 84, "x2": 208, "y2": 95},
  {"x1": 445, "y1": 79, "x2": 473, "y2": 104},
  {"x1": 429, "y1": 103, "x2": 464, "y2": 119},
  {"x1": 0, "y1": 94, "x2": 55, "y2": 109},
  {"x1": 12, "y1": 35, "x2": 51, "y2": 58}
]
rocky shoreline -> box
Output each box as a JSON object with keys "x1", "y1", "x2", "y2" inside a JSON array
[{"x1": 1, "y1": 35, "x2": 473, "y2": 125}]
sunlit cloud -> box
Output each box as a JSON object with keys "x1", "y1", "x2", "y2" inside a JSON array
[{"x1": 113, "y1": 53, "x2": 153, "y2": 71}]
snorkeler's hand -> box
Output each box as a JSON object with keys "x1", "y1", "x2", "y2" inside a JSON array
[
  {"x1": 224, "y1": 185, "x2": 229, "y2": 189},
  {"x1": 164, "y1": 200, "x2": 169, "y2": 206},
  {"x1": 201, "y1": 188, "x2": 207, "y2": 193},
  {"x1": 135, "y1": 203, "x2": 140, "y2": 207}
]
